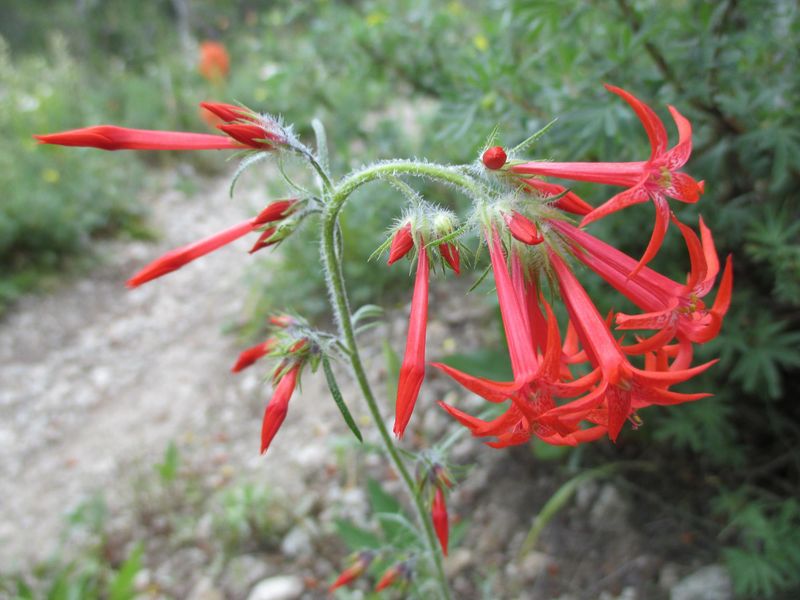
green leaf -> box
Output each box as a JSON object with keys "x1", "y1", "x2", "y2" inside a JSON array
[
  {"x1": 155, "y1": 441, "x2": 179, "y2": 483},
  {"x1": 366, "y1": 478, "x2": 402, "y2": 515},
  {"x1": 229, "y1": 151, "x2": 270, "y2": 198},
  {"x1": 334, "y1": 518, "x2": 381, "y2": 550},
  {"x1": 108, "y1": 544, "x2": 143, "y2": 600},
  {"x1": 322, "y1": 356, "x2": 363, "y2": 443}
]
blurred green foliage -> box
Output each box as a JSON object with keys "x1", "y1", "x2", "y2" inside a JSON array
[{"x1": 3, "y1": 0, "x2": 799, "y2": 597}]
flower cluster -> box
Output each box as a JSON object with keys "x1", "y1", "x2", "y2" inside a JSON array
[
  {"x1": 35, "y1": 84, "x2": 731, "y2": 594},
  {"x1": 391, "y1": 86, "x2": 731, "y2": 447}
]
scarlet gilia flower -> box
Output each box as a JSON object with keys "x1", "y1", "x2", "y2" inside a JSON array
[
  {"x1": 432, "y1": 487, "x2": 449, "y2": 556},
  {"x1": 126, "y1": 203, "x2": 289, "y2": 288},
  {"x1": 387, "y1": 223, "x2": 414, "y2": 265},
  {"x1": 513, "y1": 84, "x2": 704, "y2": 271},
  {"x1": 231, "y1": 338, "x2": 277, "y2": 372},
  {"x1": 261, "y1": 362, "x2": 302, "y2": 454},
  {"x1": 36, "y1": 103, "x2": 287, "y2": 152},
  {"x1": 34, "y1": 125, "x2": 242, "y2": 151},
  {"x1": 329, "y1": 551, "x2": 374, "y2": 593},
  {"x1": 482, "y1": 146, "x2": 507, "y2": 170},
  {"x1": 543, "y1": 250, "x2": 716, "y2": 440},
  {"x1": 198, "y1": 41, "x2": 230, "y2": 83},
  {"x1": 394, "y1": 245, "x2": 430, "y2": 438},
  {"x1": 551, "y1": 219, "x2": 733, "y2": 345}
]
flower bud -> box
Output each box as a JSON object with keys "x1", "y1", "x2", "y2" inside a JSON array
[
  {"x1": 387, "y1": 223, "x2": 414, "y2": 265},
  {"x1": 482, "y1": 146, "x2": 507, "y2": 170}
]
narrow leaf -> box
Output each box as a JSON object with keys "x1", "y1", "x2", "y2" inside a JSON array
[
  {"x1": 322, "y1": 356, "x2": 363, "y2": 443},
  {"x1": 229, "y1": 151, "x2": 269, "y2": 197}
]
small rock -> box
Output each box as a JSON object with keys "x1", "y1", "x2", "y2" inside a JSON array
[
  {"x1": 280, "y1": 525, "x2": 312, "y2": 558},
  {"x1": 445, "y1": 547, "x2": 473, "y2": 577},
  {"x1": 517, "y1": 551, "x2": 552, "y2": 583},
  {"x1": 588, "y1": 484, "x2": 628, "y2": 532},
  {"x1": 220, "y1": 554, "x2": 272, "y2": 598},
  {"x1": 670, "y1": 565, "x2": 732, "y2": 600},
  {"x1": 659, "y1": 562, "x2": 681, "y2": 590},
  {"x1": 246, "y1": 575, "x2": 304, "y2": 600},
  {"x1": 187, "y1": 577, "x2": 224, "y2": 600}
]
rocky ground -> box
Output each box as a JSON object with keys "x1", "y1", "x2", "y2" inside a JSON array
[{"x1": 0, "y1": 167, "x2": 730, "y2": 600}]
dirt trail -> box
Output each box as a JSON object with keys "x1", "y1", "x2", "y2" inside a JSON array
[{"x1": 0, "y1": 168, "x2": 342, "y2": 567}]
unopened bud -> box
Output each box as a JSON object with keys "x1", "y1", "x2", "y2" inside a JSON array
[
  {"x1": 482, "y1": 146, "x2": 507, "y2": 170},
  {"x1": 387, "y1": 223, "x2": 414, "y2": 265}
]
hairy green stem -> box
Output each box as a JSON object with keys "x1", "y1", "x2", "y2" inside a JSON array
[{"x1": 319, "y1": 160, "x2": 475, "y2": 599}]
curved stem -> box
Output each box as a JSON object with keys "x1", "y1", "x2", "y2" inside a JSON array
[
  {"x1": 331, "y1": 159, "x2": 483, "y2": 219},
  {"x1": 320, "y1": 160, "x2": 476, "y2": 599}
]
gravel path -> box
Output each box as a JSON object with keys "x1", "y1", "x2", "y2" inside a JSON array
[{"x1": 0, "y1": 167, "x2": 343, "y2": 568}]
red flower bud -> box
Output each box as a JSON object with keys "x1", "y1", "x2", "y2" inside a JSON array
[
  {"x1": 231, "y1": 338, "x2": 276, "y2": 372},
  {"x1": 482, "y1": 146, "x2": 507, "y2": 170},
  {"x1": 438, "y1": 242, "x2": 461, "y2": 274},
  {"x1": 200, "y1": 102, "x2": 258, "y2": 124},
  {"x1": 217, "y1": 123, "x2": 284, "y2": 149},
  {"x1": 269, "y1": 315, "x2": 295, "y2": 328},
  {"x1": 503, "y1": 211, "x2": 543, "y2": 245},
  {"x1": 261, "y1": 364, "x2": 301, "y2": 453},
  {"x1": 248, "y1": 227, "x2": 277, "y2": 254},
  {"x1": 387, "y1": 223, "x2": 414, "y2": 265},
  {"x1": 375, "y1": 566, "x2": 401, "y2": 592},
  {"x1": 432, "y1": 487, "x2": 449, "y2": 556},
  {"x1": 254, "y1": 199, "x2": 298, "y2": 225},
  {"x1": 329, "y1": 552, "x2": 374, "y2": 592}
]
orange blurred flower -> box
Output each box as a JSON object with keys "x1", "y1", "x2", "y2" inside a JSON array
[{"x1": 198, "y1": 41, "x2": 229, "y2": 83}]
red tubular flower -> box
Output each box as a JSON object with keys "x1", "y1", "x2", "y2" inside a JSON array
[
  {"x1": 438, "y1": 242, "x2": 461, "y2": 274},
  {"x1": 394, "y1": 247, "x2": 429, "y2": 438},
  {"x1": 486, "y1": 229, "x2": 538, "y2": 385},
  {"x1": 261, "y1": 363, "x2": 301, "y2": 454},
  {"x1": 329, "y1": 552, "x2": 374, "y2": 592},
  {"x1": 551, "y1": 219, "x2": 732, "y2": 345},
  {"x1": 34, "y1": 125, "x2": 241, "y2": 151},
  {"x1": 128, "y1": 219, "x2": 257, "y2": 287},
  {"x1": 387, "y1": 223, "x2": 414, "y2": 265},
  {"x1": 432, "y1": 487, "x2": 449, "y2": 556},
  {"x1": 127, "y1": 203, "x2": 285, "y2": 287},
  {"x1": 231, "y1": 338, "x2": 276, "y2": 372},
  {"x1": 503, "y1": 211, "x2": 543, "y2": 245},
  {"x1": 546, "y1": 250, "x2": 716, "y2": 440},
  {"x1": 482, "y1": 146, "x2": 507, "y2": 169},
  {"x1": 513, "y1": 84, "x2": 704, "y2": 271}
]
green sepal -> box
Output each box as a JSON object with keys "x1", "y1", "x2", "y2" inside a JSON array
[{"x1": 509, "y1": 118, "x2": 558, "y2": 155}]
